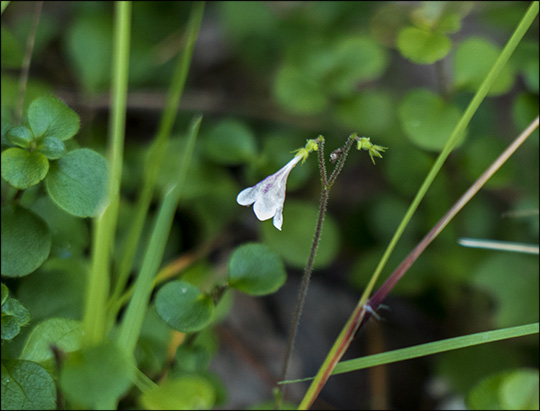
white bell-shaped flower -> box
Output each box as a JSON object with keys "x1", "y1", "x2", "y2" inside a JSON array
[{"x1": 237, "y1": 155, "x2": 302, "y2": 230}]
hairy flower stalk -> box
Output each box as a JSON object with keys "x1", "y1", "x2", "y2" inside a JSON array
[{"x1": 235, "y1": 133, "x2": 387, "y2": 409}]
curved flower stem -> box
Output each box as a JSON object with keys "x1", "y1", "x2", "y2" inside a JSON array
[
  {"x1": 316, "y1": 136, "x2": 328, "y2": 187},
  {"x1": 327, "y1": 136, "x2": 355, "y2": 188},
  {"x1": 276, "y1": 136, "x2": 355, "y2": 408}
]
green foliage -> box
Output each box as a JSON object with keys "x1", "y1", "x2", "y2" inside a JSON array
[
  {"x1": 45, "y1": 148, "x2": 109, "y2": 218},
  {"x1": 397, "y1": 26, "x2": 451, "y2": 64},
  {"x1": 1, "y1": 148, "x2": 49, "y2": 189},
  {"x1": 202, "y1": 119, "x2": 257, "y2": 165},
  {"x1": 228, "y1": 243, "x2": 287, "y2": 296},
  {"x1": 262, "y1": 201, "x2": 340, "y2": 269},
  {"x1": 454, "y1": 37, "x2": 515, "y2": 95},
  {"x1": 20, "y1": 318, "x2": 83, "y2": 366},
  {"x1": 1, "y1": 360, "x2": 56, "y2": 410},
  {"x1": 59, "y1": 342, "x2": 134, "y2": 409},
  {"x1": 17, "y1": 258, "x2": 87, "y2": 322},
  {"x1": 27, "y1": 96, "x2": 80, "y2": 141},
  {"x1": 0, "y1": 1, "x2": 537, "y2": 410},
  {"x1": 274, "y1": 34, "x2": 388, "y2": 115},
  {"x1": 1, "y1": 205, "x2": 51, "y2": 277},
  {"x1": 1, "y1": 26, "x2": 24, "y2": 69},
  {"x1": 139, "y1": 375, "x2": 216, "y2": 410},
  {"x1": 1, "y1": 284, "x2": 30, "y2": 342},
  {"x1": 6, "y1": 126, "x2": 33, "y2": 147},
  {"x1": 155, "y1": 281, "x2": 215, "y2": 333},
  {"x1": 398, "y1": 89, "x2": 465, "y2": 151},
  {"x1": 394, "y1": 1, "x2": 472, "y2": 64},
  {"x1": 472, "y1": 253, "x2": 539, "y2": 327},
  {"x1": 65, "y1": 13, "x2": 113, "y2": 94},
  {"x1": 467, "y1": 368, "x2": 539, "y2": 410}
]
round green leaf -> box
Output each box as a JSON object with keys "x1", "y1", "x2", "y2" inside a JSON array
[
  {"x1": 60, "y1": 342, "x2": 134, "y2": 409},
  {"x1": 1, "y1": 147, "x2": 49, "y2": 189},
  {"x1": 1, "y1": 296, "x2": 30, "y2": 342},
  {"x1": 397, "y1": 26, "x2": 451, "y2": 64},
  {"x1": 274, "y1": 64, "x2": 328, "y2": 115},
  {"x1": 203, "y1": 119, "x2": 257, "y2": 165},
  {"x1": 228, "y1": 243, "x2": 287, "y2": 296},
  {"x1": 472, "y1": 253, "x2": 539, "y2": 328},
  {"x1": 500, "y1": 369, "x2": 539, "y2": 410},
  {"x1": 66, "y1": 15, "x2": 113, "y2": 93},
  {"x1": 38, "y1": 136, "x2": 66, "y2": 160},
  {"x1": 28, "y1": 95, "x2": 80, "y2": 141},
  {"x1": 1, "y1": 360, "x2": 56, "y2": 410},
  {"x1": 20, "y1": 318, "x2": 83, "y2": 364},
  {"x1": 1, "y1": 205, "x2": 51, "y2": 277},
  {"x1": 328, "y1": 35, "x2": 388, "y2": 95},
  {"x1": 467, "y1": 371, "x2": 510, "y2": 410},
  {"x1": 335, "y1": 90, "x2": 394, "y2": 135},
  {"x1": 454, "y1": 37, "x2": 515, "y2": 96},
  {"x1": 2, "y1": 297, "x2": 30, "y2": 326},
  {"x1": 262, "y1": 200, "x2": 340, "y2": 269},
  {"x1": 398, "y1": 89, "x2": 464, "y2": 151},
  {"x1": 6, "y1": 125, "x2": 34, "y2": 148},
  {"x1": 155, "y1": 281, "x2": 215, "y2": 333},
  {"x1": 17, "y1": 258, "x2": 88, "y2": 322},
  {"x1": 140, "y1": 375, "x2": 215, "y2": 410},
  {"x1": 45, "y1": 148, "x2": 108, "y2": 218},
  {"x1": 1, "y1": 315, "x2": 21, "y2": 341}
]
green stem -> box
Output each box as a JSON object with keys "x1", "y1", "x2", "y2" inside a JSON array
[{"x1": 278, "y1": 186, "x2": 329, "y2": 406}]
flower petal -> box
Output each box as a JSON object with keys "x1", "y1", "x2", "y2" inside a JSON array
[
  {"x1": 273, "y1": 205, "x2": 283, "y2": 231},
  {"x1": 237, "y1": 186, "x2": 259, "y2": 206},
  {"x1": 253, "y1": 190, "x2": 280, "y2": 221}
]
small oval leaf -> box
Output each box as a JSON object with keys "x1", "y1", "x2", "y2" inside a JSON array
[
  {"x1": 6, "y1": 125, "x2": 34, "y2": 147},
  {"x1": 397, "y1": 26, "x2": 451, "y2": 64},
  {"x1": 274, "y1": 64, "x2": 328, "y2": 115},
  {"x1": 398, "y1": 89, "x2": 465, "y2": 151},
  {"x1": 203, "y1": 119, "x2": 257, "y2": 165},
  {"x1": 454, "y1": 37, "x2": 515, "y2": 96},
  {"x1": 228, "y1": 243, "x2": 287, "y2": 295},
  {"x1": 1, "y1": 147, "x2": 49, "y2": 189},
  {"x1": 28, "y1": 95, "x2": 80, "y2": 141},
  {"x1": 1, "y1": 360, "x2": 56, "y2": 410},
  {"x1": 60, "y1": 342, "x2": 134, "y2": 409},
  {"x1": 45, "y1": 148, "x2": 108, "y2": 218},
  {"x1": 38, "y1": 136, "x2": 67, "y2": 160},
  {"x1": 140, "y1": 375, "x2": 215, "y2": 410},
  {"x1": 1, "y1": 205, "x2": 51, "y2": 277},
  {"x1": 20, "y1": 318, "x2": 83, "y2": 364},
  {"x1": 155, "y1": 281, "x2": 215, "y2": 333}
]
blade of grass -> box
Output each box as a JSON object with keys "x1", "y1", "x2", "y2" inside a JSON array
[
  {"x1": 282, "y1": 323, "x2": 539, "y2": 384},
  {"x1": 300, "y1": 114, "x2": 539, "y2": 409},
  {"x1": 458, "y1": 238, "x2": 539, "y2": 255},
  {"x1": 83, "y1": 1, "x2": 131, "y2": 346},
  {"x1": 108, "y1": 1, "x2": 205, "y2": 325},
  {"x1": 116, "y1": 114, "x2": 201, "y2": 357},
  {"x1": 366, "y1": 116, "x2": 539, "y2": 315},
  {"x1": 298, "y1": 2, "x2": 539, "y2": 408}
]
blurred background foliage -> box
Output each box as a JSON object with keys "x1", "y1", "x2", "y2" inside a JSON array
[{"x1": 1, "y1": 1, "x2": 538, "y2": 409}]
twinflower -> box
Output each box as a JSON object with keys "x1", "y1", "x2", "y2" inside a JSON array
[{"x1": 237, "y1": 137, "x2": 321, "y2": 230}]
